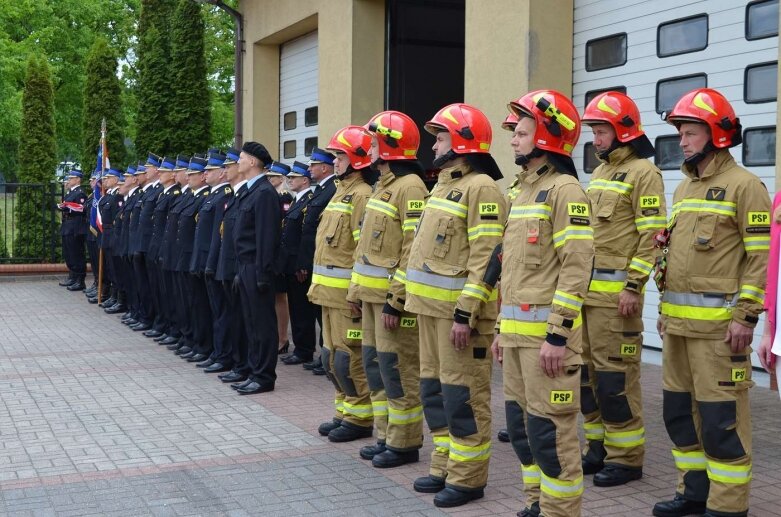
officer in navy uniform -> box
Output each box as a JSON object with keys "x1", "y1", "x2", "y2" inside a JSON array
[
  {"x1": 127, "y1": 163, "x2": 154, "y2": 330},
  {"x1": 157, "y1": 157, "x2": 189, "y2": 346},
  {"x1": 118, "y1": 166, "x2": 143, "y2": 325},
  {"x1": 191, "y1": 152, "x2": 234, "y2": 372},
  {"x1": 214, "y1": 148, "x2": 250, "y2": 384},
  {"x1": 96, "y1": 168, "x2": 123, "y2": 308},
  {"x1": 175, "y1": 156, "x2": 213, "y2": 363},
  {"x1": 231, "y1": 141, "x2": 281, "y2": 395},
  {"x1": 59, "y1": 168, "x2": 89, "y2": 290},
  {"x1": 83, "y1": 170, "x2": 101, "y2": 297},
  {"x1": 105, "y1": 170, "x2": 129, "y2": 314},
  {"x1": 279, "y1": 161, "x2": 318, "y2": 365},
  {"x1": 298, "y1": 148, "x2": 338, "y2": 373},
  {"x1": 267, "y1": 161, "x2": 295, "y2": 355}
]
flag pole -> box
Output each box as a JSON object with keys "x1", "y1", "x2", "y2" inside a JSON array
[{"x1": 97, "y1": 118, "x2": 107, "y2": 305}]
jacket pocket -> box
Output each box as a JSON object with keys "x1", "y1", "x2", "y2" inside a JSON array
[
  {"x1": 693, "y1": 213, "x2": 717, "y2": 251},
  {"x1": 323, "y1": 215, "x2": 344, "y2": 248},
  {"x1": 596, "y1": 191, "x2": 619, "y2": 220},
  {"x1": 522, "y1": 219, "x2": 541, "y2": 266},
  {"x1": 433, "y1": 217, "x2": 455, "y2": 259},
  {"x1": 370, "y1": 216, "x2": 387, "y2": 253}
]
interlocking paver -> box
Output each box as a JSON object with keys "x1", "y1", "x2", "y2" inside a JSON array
[{"x1": 1, "y1": 280, "x2": 781, "y2": 515}]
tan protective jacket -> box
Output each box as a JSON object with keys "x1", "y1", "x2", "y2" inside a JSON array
[
  {"x1": 662, "y1": 149, "x2": 770, "y2": 338},
  {"x1": 585, "y1": 146, "x2": 667, "y2": 307},
  {"x1": 499, "y1": 161, "x2": 595, "y2": 348},
  {"x1": 347, "y1": 169, "x2": 429, "y2": 307},
  {"x1": 405, "y1": 162, "x2": 506, "y2": 329},
  {"x1": 307, "y1": 173, "x2": 371, "y2": 309}
]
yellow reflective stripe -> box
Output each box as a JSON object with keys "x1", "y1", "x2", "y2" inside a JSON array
[
  {"x1": 635, "y1": 215, "x2": 667, "y2": 230},
  {"x1": 312, "y1": 273, "x2": 351, "y2": 289},
  {"x1": 589, "y1": 279, "x2": 624, "y2": 293},
  {"x1": 672, "y1": 449, "x2": 706, "y2": 470},
  {"x1": 433, "y1": 435, "x2": 450, "y2": 452},
  {"x1": 342, "y1": 402, "x2": 373, "y2": 418},
  {"x1": 743, "y1": 235, "x2": 770, "y2": 252},
  {"x1": 540, "y1": 474, "x2": 584, "y2": 498},
  {"x1": 372, "y1": 400, "x2": 388, "y2": 417},
  {"x1": 352, "y1": 229, "x2": 361, "y2": 241},
  {"x1": 672, "y1": 199, "x2": 737, "y2": 217},
  {"x1": 553, "y1": 226, "x2": 594, "y2": 248},
  {"x1": 706, "y1": 460, "x2": 752, "y2": 484},
  {"x1": 552, "y1": 290, "x2": 583, "y2": 311},
  {"x1": 467, "y1": 223, "x2": 504, "y2": 241},
  {"x1": 629, "y1": 257, "x2": 654, "y2": 276},
  {"x1": 660, "y1": 302, "x2": 732, "y2": 321},
  {"x1": 500, "y1": 314, "x2": 582, "y2": 337},
  {"x1": 462, "y1": 283, "x2": 493, "y2": 302},
  {"x1": 351, "y1": 271, "x2": 390, "y2": 290},
  {"x1": 427, "y1": 196, "x2": 468, "y2": 218},
  {"x1": 604, "y1": 427, "x2": 645, "y2": 448},
  {"x1": 325, "y1": 201, "x2": 353, "y2": 214},
  {"x1": 402, "y1": 218, "x2": 419, "y2": 232},
  {"x1": 393, "y1": 269, "x2": 406, "y2": 284},
  {"x1": 367, "y1": 198, "x2": 399, "y2": 218},
  {"x1": 521, "y1": 464, "x2": 541, "y2": 485},
  {"x1": 388, "y1": 405, "x2": 424, "y2": 424},
  {"x1": 739, "y1": 284, "x2": 765, "y2": 304},
  {"x1": 449, "y1": 440, "x2": 491, "y2": 462},
  {"x1": 584, "y1": 423, "x2": 604, "y2": 441},
  {"x1": 509, "y1": 204, "x2": 552, "y2": 220},
  {"x1": 407, "y1": 279, "x2": 461, "y2": 302},
  {"x1": 588, "y1": 178, "x2": 634, "y2": 194},
  {"x1": 335, "y1": 399, "x2": 345, "y2": 413}
]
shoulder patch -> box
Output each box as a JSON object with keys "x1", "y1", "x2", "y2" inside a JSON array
[
  {"x1": 407, "y1": 199, "x2": 425, "y2": 211},
  {"x1": 342, "y1": 194, "x2": 353, "y2": 203},
  {"x1": 225, "y1": 186, "x2": 232, "y2": 195},
  {"x1": 567, "y1": 202, "x2": 589, "y2": 217},
  {"x1": 640, "y1": 195, "x2": 660, "y2": 208},
  {"x1": 380, "y1": 190, "x2": 392, "y2": 202},
  {"x1": 570, "y1": 216, "x2": 590, "y2": 226},
  {"x1": 535, "y1": 190, "x2": 549, "y2": 203},
  {"x1": 612, "y1": 172, "x2": 628, "y2": 182},
  {"x1": 446, "y1": 189, "x2": 463, "y2": 202},
  {"x1": 748, "y1": 211, "x2": 770, "y2": 226},
  {"x1": 706, "y1": 187, "x2": 726, "y2": 201},
  {"x1": 479, "y1": 202, "x2": 499, "y2": 216},
  {"x1": 642, "y1": 208, "x2": 660, "y2": 216}
]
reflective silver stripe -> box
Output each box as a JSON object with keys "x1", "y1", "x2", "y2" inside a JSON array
[
  {"x1": 500, "y1": 304, "x2": 551, "y2": 321},
  {"x1": 353, "y1": 262, "x2": 390, "y2": 278},
  {"x1": 313, "y1": 265, "x2": 353, "y2": 279},
  {"x1": 591, "y1": 269, "x2": 628, "y2": 282},
  {"x1": 406, "y1": 269, "x2": 467, "y2": 290},
  {"x1": 662, "y1": 291, "x2": 737, "y2": 308}
]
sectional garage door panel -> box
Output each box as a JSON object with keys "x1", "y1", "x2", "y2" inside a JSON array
[{"x1": 279, "y1": 31, "x2": 319, "y2": 164}]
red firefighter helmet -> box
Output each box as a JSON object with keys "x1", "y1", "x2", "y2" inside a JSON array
[
  {"x1": 326, "y1": 125, "x2": 373, "y2": 169},
  {"x1": 424, "y1": 103, "x2": 492, "y2": 154},
  {"x1": 508, "y1": 90, "x2": 581, "y2": 157},
  {"x1": 366, "y1": 110, "x2": 420, "y2": 161},
  {"x1": 582, "y1": 91, "x2": 646, "y2": 143},
  {"x1": 666, "y1": 88, "x2": 741, "y2": 149},
  {"x1": 501, "y1": 113, "x2": 520, "y2": 132}
]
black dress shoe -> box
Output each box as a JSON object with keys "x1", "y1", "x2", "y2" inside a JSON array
[
  {"x1": 327, "y1": 424, "x2": 373, "y2": 443},
  {"x1": 204, "y1": 362, "x2": 230, "y2": 373},
  {"x1": 175, "y1": 346, "x2": 192, "y2": 356},
  {"x1": 153, "y1": 333, "x2": 169, "y2": 342},
  {"x1": 59, "y1": 278, "x2": 75, "y2": 287},
  {"x1": 282, "y1": 354, "x2": 308, "y2": 365},
  {"x1": 104, "y1": 304, "x2": 126, "y2": 314},
  {"x1": 128, "y1": 322, "x2": 144, "y2": 329},
  {"x1": 413, "y1": 475, "x2": 446, "y2": 494},
  {"x1": 593, "y1": 464, "x2": 643, "y2": 487},
  {"x1": 166, "y1": 342, "x2": 183, "y2": 351},
  {"x1": 196, "y1": 358, "x2": 214, "y2": 368},
  {"x1": 99, "y1": 297, "x2": 116, "y2": 308},
  {"x1": 498, "y1": 429, "x2": 510, "y2": 442},
  {"x1": 220, "y1": 372, "x2": 247, "y2": 383},
  {"x1": 144, "y1": 330, "x2": 163, "y2": 338},
  {"x1": 359, "y1": 441, "x2": 386, "y2": 460},
  {"x1": 180, "y1": 351, "x2": 196, "y2": 359},
  {"x1": 67, "y1": 281, "x2": 86, "y2": 291},
  {"x1": 186, "y1": 353, "x2": 207, "y2": 363},
  {"x1": 303, "y1": 358, "x2": 321, "y2": 370},
  {"x1": 433, "y1": 487, "x2": 484, "y2": 508},
  {"x1": 517, "y1": 501, "x2": 540, "y2": 517},
  {"x1": 87, "y1": 296, "x2": 99, "y2": 304},
  {"x1": 236, "y1": 381, "x2": 274, "y2": 395},
  {"x1": 318, "y1": 419, "x2": 342, "y2": 436},
  {"x1": 124, "y1": 318, "x2": 138, "y2": 326},
  {"x1": 132, "y1": 323, "x2": 152, "y2": 332},
  {"x1": 231, "y1": 379, "x2": 253, "y2": 391},
  {"x1": 312, "y1": 366, "x2": 326, "y2": 376},
  {"x1": 372, "y1": 449, "x2": 419, "y2": 468},
  {"x1": 160, "y1": 336, "x2": 179, "y2": 345},
  {"x1": 652, "y1": 495, "x2": 707, "y2": 517}
]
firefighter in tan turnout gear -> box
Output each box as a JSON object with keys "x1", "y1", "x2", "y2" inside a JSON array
[
  {"x1": 579, "y1": 91, "x2": 667, "y2": 486},
  {"x1": 309, "y1": 126, "x2": 374, "y2": 443},
  {"x1": 346, "y1": 110, "x2": 429, "y2": 468},
  {"x1": 405, "y1": 103, "x2": 506, "y2": 508},
  {"x1": 493, "y1": 90, "x2": 594, "y2": 517},
  {"x1": 653, "y1": 88, "x2": 770, "y2": 517}
]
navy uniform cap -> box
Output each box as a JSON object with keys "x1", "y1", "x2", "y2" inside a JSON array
[
  {"x1": 308, "y1": 148, "x2": 335, "y2": 166},
  {"x1": 187, "y1": 156, "x2": 208, "y2": 174},
  {"x1": 67, "y1": 169, "x2": 83, "y2": 178},
  {"x1": 267, "y1": 161, "x2": 291, "y2": 176},
  {"x1": 124, "y1": 165, "x2": 137, "y2": 176},
  {"x1": 136, "y1": 163, "x2": 147, "y2": 174},
  {"x1": 205, "y1": 152, "x2": 227, "y2": 170},
  {"x1": 159, "y1": 156, "x2": 176, "y2": 171},
  {"x1": 106, "y1": 167, "x2": 124, "y2": 178},
  {"x1": 174, "y1": 154, "x2": 191, "y2": 171},
  {"x1": 146, "y1": 153, "x2": 162, "y2": 167},
  {"x1": 224, "y1": 147, "x2": 240, "y2": 165},
  {"x1": 288, "y1": 161, "x2": 311, "y2": 178}
]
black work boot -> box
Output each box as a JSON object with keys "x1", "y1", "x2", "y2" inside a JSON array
[
  {"x1": 433, "y1": 486, "x2": 484, "y2": 508},
  {"x1": 582, "y1": 440, "x2": 606, "y2": 475},
  {"x1": 67, "y1": 277, "x2": 86, "y2": 291},
  {"x1": 497, "y1": 429, "x2": 510, "y2": 442},
  {"x1": 359, "y1": 440, "x2": 386, "y2": 460},
  {"x1": 593, "y1": 464, "x2": 643, "y2": 487},
  {"x1": 59, "y1": 275, "x2": 75, "y2": 287},
  {"x1": 517, "y1": 501, "x2": 540, "y2": 517},
  {"x1": 652, "y1": 495, "x2": 707, "y2": 517},
  {"x1": 413, "y1": 475, "x2": 446, "y2": 493},
  {"x1": 318, "y1": 418, "x2": 342, "y2": 436},
  {"x1": 327, "y1": 424, "x2": 373, "y2": 443},
  {"x1": 372, "y1": 449, "x2": 419, "y2": 468}
]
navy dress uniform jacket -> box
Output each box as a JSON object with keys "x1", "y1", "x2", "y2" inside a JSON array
[
  {"x1": 215, "y1": 183, "x2": 247, "y2": 282},
  {"x1": 60, "y1": 186, "x2": 88, "y2": 236},
  {"x1": 149, "y1": 185, "x2": 181, "y2": 263},
  {"x1": 175, "y1": 186, "x2": 211, "y2": 273},
  {"x1": 191, "y1": 184, "x2": 232, "y2": 274},
  {"x1": 296, "y1": 176, "x2": 337, "y2": 272}
]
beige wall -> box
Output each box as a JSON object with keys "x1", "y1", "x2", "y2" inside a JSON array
[
  {"x1": 465, "y1": 0, "x2": 574, "y2": 188},
  {"x1": 776, "y1": 5, "x2": 781, "y2": 190},
  {"x1": 240, "y1": 0, "x2": 385, "y2": 159}
]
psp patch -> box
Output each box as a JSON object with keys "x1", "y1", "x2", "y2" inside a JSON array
[
  {"x1": 400, "y1": 317, "x2": 417, "y2": 328},
  {"x1": 346, "y1": 329, "x2": 363, "y2": 340},
  {"x1": 731, "y1": 368, "x2": 748, "y2": 382},
  {"x1": 550, "y1": 390, "x2": 574, "y2": 404},
  {"x1": 567, "y1": 203, "x2": 589, "y2": 217},
  {"x1": 407, "y1": 199, "x2": 425, "y2": 211},
  {"x1": 748, "y1": 211, "x2": 770, "y2": 226},
  {"x1": 621, "y1": 344, "x2": 638, "y2": 356},
  {"x1": 640, "y1": 196, "x2": 660, "y2": 208}
]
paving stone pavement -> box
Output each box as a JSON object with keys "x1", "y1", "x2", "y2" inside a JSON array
[{"x1": 1, "y1": 280, "x2": 781, "y2": 516}]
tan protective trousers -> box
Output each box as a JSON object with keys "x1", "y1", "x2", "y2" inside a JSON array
[
  {"x1": 418, "y1": 314, "x2": 492, "y2": 490},
  {"x1": 662, "y1": 332, "x2": 753, "y2": 515},
  {"x1": 362, "y1": 302, "x2": 423, "y2": 451},
  {"x1": 501, "y1": 343, "x2": 583, "y2": 517},
  {"x1": 580, "y1": 305, "x2": 645, "y2": 468},
  {"x1": 321, "y1": 306, "x2": 373, "y2": 429}
]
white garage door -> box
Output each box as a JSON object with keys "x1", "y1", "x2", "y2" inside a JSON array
[
  {"x1": 572, "y1": 0, "x2": 779, "y2": 354},
  {"x1": 279, "y1": 31, "x2": 319, "y2": 165}
]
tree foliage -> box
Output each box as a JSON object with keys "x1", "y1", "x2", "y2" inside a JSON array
[{"x1": 82, "y1": 38, "x2": 126, "y2": 172}]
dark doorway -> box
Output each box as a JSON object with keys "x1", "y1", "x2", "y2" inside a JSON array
[{"x1": 385, "y1": 0, "x2": 465, "y2": 182}]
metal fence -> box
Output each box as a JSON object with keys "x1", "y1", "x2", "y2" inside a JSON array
[{"x1": 0, "y1": 182, "x2": 64, "y2": 264}]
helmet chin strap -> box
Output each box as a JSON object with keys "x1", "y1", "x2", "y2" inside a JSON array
[
  {"x1": 597, "y1": 139, "x2": 623, "y2": 162},
  {"x1": 683, "y1": 142, "x2": 716, "y2": 167},
  {"x1": 514, "y1": 147, "x2": 544, "y2": 166},
  {"x1": 337, "y1": 166, "x2": 356, "y2": 180},
  {"x1": 433, "y1": 149, "x2": 457, "y2": 169}
]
